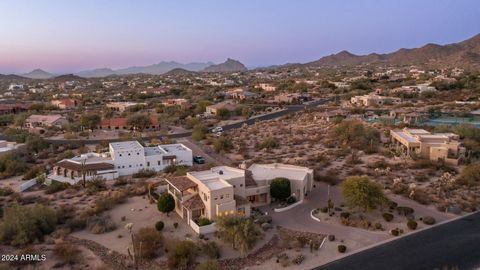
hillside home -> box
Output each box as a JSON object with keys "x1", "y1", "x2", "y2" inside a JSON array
[
  {"x1": 390, "y1": 128, "x2": 465, "y2": 165},
  {"x1": 106, "y1": 102, "x2": 146, "y2": 112},
  {"x1": 205, "y1": 101, "x2": 239, "y2": 115},
  {"x1": 49, "y1": 141, "x2": 192, "y2": 184},
  {"x1": 165, "y1": 163, "x2": 313, "y2": 233}
]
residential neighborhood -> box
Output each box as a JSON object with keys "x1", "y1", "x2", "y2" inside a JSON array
[{"x1": 1, "y1": 1, "x2": 480, "y2": 270}]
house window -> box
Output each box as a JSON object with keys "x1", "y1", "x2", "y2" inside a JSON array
[
  {"x1": 214, "y1": 197, "x2": 217, "y2": 200},
  {"x1": 147, "y1": 162, "x2": 150, "y2": 167},
  {"x1": 158, "y1": 161, "x2": 161, "y2": 166},
  {"x1": 226, "y1": 194, "x2": 230, "y2": 198},
  {"x1": 220, "y1": 195, "x2": 224, "y2": 199},
  {"x1": 240, "y1": 184, "x2": 243, "y2": 187},
  {"x1": 203, "y1": 194, "x2": 207, "y2": 201},
  {"x1": 119, "y1": 154, "x2": 122, "y2": 157},
  {"x1": 129, "y1": 165, "x2": 132, "y2": 168},
  {"x1": 122, "y1": 166, "x2": 125, "y2": 168},
  {"x1": 128, "y1": 153, "x2": 131, "y2": 156},
  {"x1": 137, "y1": 152, "x2": 140, "y2": 155}
]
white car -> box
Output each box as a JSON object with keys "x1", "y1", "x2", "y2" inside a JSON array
[{"x1": 211, "y1": 127, "x2": 223, "y2": 133}]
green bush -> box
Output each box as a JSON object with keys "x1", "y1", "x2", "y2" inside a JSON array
[
  {"x1": 133, "y1": 168, "x2": 157, "y2": 178},
  {"x1": 257, "y1": 137, "x2": 279, "y2": 150},
  {"x1": 337, "y1": 244, "x2": 347, "y2": 253},
  {"x1": 213, "y1": 136, "x2": 233, "y2": 153},
  {"x1": 340, "y1": 212, "x2": 351, "y2": 219},
  {"x1": 157, "y1": 193, "x2": 175, "y2": 215},
  {"x1": 155, "y1": 221, "x2": 165, "y2": 231},
  {"x1": 382, "y1": 213, "x2": 394, "y2": 222},
  {"x1": 422, "y1": 216, "x2": 436, "y2": 225},
  {"x1": 135, "y1": 227, "x2": 163, "y2": 259},
  {"x1": 196, "y1": 260, "x2": 219, "y2": 270},
  {"x1": 45, "y1": 181, "x2": 69, "y2": 194},
  {"x1": 197, "y1": 217, "x2": 212, "y2": 226},
  {"x1": 201, "y1": 241, "x2": 220, "y2": 259},
  {"x1": 0, "y1": 203, "x2": 57, "y2": 246},
  {"x1": 53, "y1": 242, "x2": 79, "y2": 264},
  {"x1": 270, "y1": 177, "x2": 291, "y2": 201},
  {"x1": 86, "y1": 215, "x2": 116, "y2": 234},
  {"x1": 292, "y1": 254, "x2": 305, "y2": 264},
  {"x1": 22, "y1": 166, "x2": 44, "y2": 180},
  {"x1": 390, "y1": 228, "x2": 400, "y2": 236},
  {"x1": 167, "y1": 240, "x2": 198, "y2": 270},
  {"x1": 407, "y1": 219, "x2": 418, "y2": 230}
]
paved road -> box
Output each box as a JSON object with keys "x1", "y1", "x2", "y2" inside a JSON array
[
  {"x1": 9, "y1": 98, "x2": 331, "y2": 146},
  {"x1": 314, "y1": 211, "x2": 480, "y2": 270}
]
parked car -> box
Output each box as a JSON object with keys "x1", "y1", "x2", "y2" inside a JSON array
[
  {"x1": 211, "y1": 126, "x2": 223, "y2": 133},
  {"x1": 193, "y1": 156, "x2": 205, "y2": 164}
]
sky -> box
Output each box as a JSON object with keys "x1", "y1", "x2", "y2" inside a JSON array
[{"x1": 0, "y1": 0, "x2": 479, "y2": 74}]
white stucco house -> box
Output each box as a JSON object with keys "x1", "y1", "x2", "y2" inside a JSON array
[{"x1": 49, "y1": 141, "x2": 192, "y2": 184}]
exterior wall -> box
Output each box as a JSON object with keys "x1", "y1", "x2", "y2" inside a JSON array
[
  {"x1": 110, "y1": 145, "x2": 146, "y2": 176},
  {"x1": 223, "y1": 176, "x2": 247, "y2": 198},
  {"x1": 207, "y1": 187, "x2": 235, "y2": 220},
  {"x1": 190, "y1": 220, "x2": 217, "y2": 234}
]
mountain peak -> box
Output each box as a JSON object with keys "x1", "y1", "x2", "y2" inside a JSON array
[
  {"x1": 203, "y1": 58, "x2": 247, "y2": 72},
  {"x1": 23, "y1": 69, "x2": 54, "y2": 79}
]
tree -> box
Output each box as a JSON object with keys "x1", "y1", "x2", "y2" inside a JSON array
[
  {"x1": 213, "y1": 136, "x2": 233, "y2": 153},
  {"x1": 196, "y1": 260, "x2": 219, "y2": 270},
  {"x1": 458, "y1": 162, "x2": 480, "y2": 186},
  {"x1": 192, "y1": 124, "x2": 207, "y2": 141},
  {"x1": 270, "y1": 177, "x2": 291, "y2": 201},
  {"x1": 80, "y1": 113, "x2": 101, "y2": 130},
  {"x1": 167, "y1": 240, "x2": 198, "y2": 270},
  {"x1": 340, "y1": 176, "x2": 388, "y2": 212},
  {"x1": 26, "y1": 135, "x2": 49, "y2": 153},
  {"x1": 0, "y1": 203, "x2": 57, "y2": 246},
  {"x1": 329, "y1": 120, "x2": 380, "y2": 153},
  {"x1": 216, "y1": 108, "x2": 230, "y2": 120},
  {"x1": 157, "y1": 193, "x2": 175, "y2": 216},
  {"x1": 127, "y1": 114, "x2": 152, "y2": 131},
  {"x1": 216, "y1": 215, "x2": 260, "y2": 256}
]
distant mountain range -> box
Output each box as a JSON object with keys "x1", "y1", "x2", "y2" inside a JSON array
[
  {"x1": 75, "y1": 61, "x2": 215, "y2": 77},
  {"x1": 305, "y1": 33, "x2": 480, "y2": 69},
  {"x1": 203, "y1": 58, "x2": 247, "y2": 72},
  {"x1": 23, "y1": 69, "x2": 54, "y2": 79}
]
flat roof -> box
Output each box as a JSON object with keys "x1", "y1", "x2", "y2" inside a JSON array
[
  {"x1": 160, "y1": 144, "x2": 191, "y2": 153},
  {"x1": 144, "y1": 146, "x2": 166, "y2": 156},
  {"x1": 188, "y1": 166, "x2": 242, "y2": 190},
  {"x1": 110, "y1": 141, "x2": 143, "y2": 151},
  {"x1": 248, "y1": 163, "x2": 312, "y2": 181},
  {"x1": 392, "y1": 130, "x2": 419, "y2": 143}
]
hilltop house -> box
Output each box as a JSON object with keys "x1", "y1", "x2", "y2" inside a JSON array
[
  {"x1": 49, "y1": 141, "x2": 192, "y2": 184},
  {"x1": 205, "y1": 101, "x2": 239, "y2": 116},
  {"x1": 99, "y1": 115, "x2": 160, "y2": 130},
  {"x1": 390, "y1": 128, "x2": 465, "y2": 165},
  {"x1": 164, "y1": 163, "x2": 313, "y2": 234},
  {"x1": 106, "y1": 102, "x2": 146, "y2": 112}
]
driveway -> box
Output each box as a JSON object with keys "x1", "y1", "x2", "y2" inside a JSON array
[{"x1": 259, "y1": 182, "x2": 390, "y2": 246}]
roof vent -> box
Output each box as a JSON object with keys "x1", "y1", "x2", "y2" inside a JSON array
[{"x1": 218, "y1": 170, "x2": 223, "y2": 175}]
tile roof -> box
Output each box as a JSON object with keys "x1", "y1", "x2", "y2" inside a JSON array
[
  {"x1": 166, "y1": 176, "x2": 197, "y2": 191},
  {"x1": 56, "y1": 160, "x2": 114, "y2": 171},
  {"x1": 183, "y1": 194, "x2": 205, "y2": 210}
]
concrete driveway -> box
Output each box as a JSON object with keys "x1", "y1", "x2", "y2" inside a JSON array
[{"x1": 259, "y1": 182, "x2": 389, "y2": 246}]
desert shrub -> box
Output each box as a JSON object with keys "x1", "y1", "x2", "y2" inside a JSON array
[
  {"x1": 133, "y1": 168, "x2": 157, "y2": 178},
  {"x1": 390, "y1": 228, "x2": 400, "y2": 236},
  {"x1": 292, "y1": 254, "x2": 305, "y2": 265},
  {"x1": 458, "y1": 162, "x2": 480, "y2": 186},
  {"x1": 320, "y1": 207, "x2": 328, "y2": 213},
  {"x1": 167, "y1": 240, "x2": 197, "y2": 270},
  {"x1": 22, "y1": 166, "x2": 44, "y2": 180},
  {"x1": 155, "y1": 221, "x2": 165, "y2": 231},
  {"x1": 174, "y1": 222, "x2": 179, "y2": 229},
  {"x1": 85, "y1": 178, "x2": 107, "y2": 195},
  {"x1": 0, "y1": 152, "x2": 29, "y2": 178},
  {"x1": 340, "y1": 212, "x2": 350, "y2": 219},
  {"x1": 98, "y1": 190, "x2": 128, "y2": 210},
  {"x1": 257, "y1": 137, "x2": 279, "y2": 150},
  {"x1": 66, "y1": 217, "x2": 87, "y2": 231},
  {"x1": 314, "y1": 173, "x2": 341, "y2": 185},
  {"x1": 213, "y1": 136, "x2": 233, "y2": 153},
  {"x1": 328, "y1": 235, "x2": 335, "y2": 241},
  {"x1": 0, "y1": 186, "x2": 14, "y2": 196},
  {"x1": 270, "y1": 177, "x2": 291, "y2": 201},
  {"x1": 337, "y1": 244, "x2": 347, "y2": 253},
  {"x1": 397, "y1": 206, "x2": 414, "y2": 216},
  {"x1": 411, "y1": 188, "x2": 431, "y2": 205},
  {"x1": 407, "y1": 219, "x2": 418, "y2": 230},
  {"x1": 86, "y1": 215, "x2": 116, "y2": 234},
  {"x1": 197, "y1": 217, "x2": 212, "y2": 226},
  {"x1": 382, "y1": 213, "x2": 394, "y2": 222},
  {"x1": 45, "y1": 181, "x2": 70, "y2": 194},
  {"x1": 201, "y1": 241, "x2": 221, "y2": 259},
  {"x1": 374, "y1": 222, "x2": 383, "y2": 230},
  {"x1": 53, "y1": 242, "x2": 79, "y2": 264},
  {"x1": 296, "y1": 236, "x2": 309, "y2": 248},
  {"x1": 135, "y1": 227, "x2": 163, "y2": 259},
  {"x1": 113, "y1": 177, "x2": 128, "y2": 186},
  {"x1": 0, "y1": 203, "x2": 57, "y2": 246},
  {"x1": 341, "y1": 176, "x2": 388, "y2": 212},
  {"x1": 196, "y1": 260, "x2": 219, "y2": 270},
  {"x1": 422, "y1": 216, "x2": 436, "y2": 225},
  {"x1": 329, "y1": 120, "x2": 380, "y2": 153}
]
